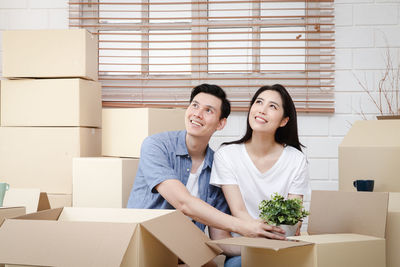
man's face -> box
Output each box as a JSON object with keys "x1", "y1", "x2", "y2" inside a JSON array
[{"x1": 185, "y1": 92, "x2": 226, "y2": 139}]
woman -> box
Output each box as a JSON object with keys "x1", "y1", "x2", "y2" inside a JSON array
[{"x1": 210, "y1": 84, "x2": 310, "y2": 267}]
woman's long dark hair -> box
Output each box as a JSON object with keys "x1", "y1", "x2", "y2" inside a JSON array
[{"x1": 224, "y1": 84, "x2": 303, "y2": 151}]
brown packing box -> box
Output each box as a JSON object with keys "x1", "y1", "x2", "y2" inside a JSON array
[
  {"x1": 47, "y1": 194, "x2": 72, "y2": 209},
  {"x1": 102, "y1": 108, "x2": 186, "y2": 158},
  {"x1": 339, "y1": 120, "x2": 400, "y2": 192},
  {"x1": 0, "y1": 127, "x2": 101, "y2": 194},
  {"x1": 210, "y1": 191, "x2": 388, "y2": 267},
  {"x1": 0, "y1": 207, "x2": 25, "y2": 227},
  {"x1": 3, "y1": 189, "x2": 50, "y2": 214},
  {"x1": 387, "y1": 193, "x2": 400, "y2": 267},
  {"x1": 0, "y1": 207, "x2": 222, "y2": 267},
  {"x1": 1, "y1": 79, "x2": 101, "y2": 127},
  {"x1": 2, "y1": 29, "x2": 98, "y2": 80},
  {"x1": 73, "y1": 157, "x2": 139, "y2": 208}
]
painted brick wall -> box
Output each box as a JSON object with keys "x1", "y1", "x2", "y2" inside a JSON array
[{"x1": 0, "y1": 0, "x2": 399, "y2": 227}]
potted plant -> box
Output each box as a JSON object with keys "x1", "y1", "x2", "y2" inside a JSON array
[
  {"x1": 355, "y1": 46, "x2": 400, "y2": 120},
  {"x1": 259, "y1": 193, "x2": 309, "y2": 237}
]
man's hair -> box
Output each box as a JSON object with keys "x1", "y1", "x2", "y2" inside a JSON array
[{"x1": 189, "y1": 83, "x2": 231, "y2": 119}]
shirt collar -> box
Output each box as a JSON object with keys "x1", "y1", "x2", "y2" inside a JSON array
[{"x1": 176, "y1": 131, "x2": 214, "y2": 169}]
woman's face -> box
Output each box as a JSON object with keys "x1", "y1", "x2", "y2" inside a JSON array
[{"x1": 248, "y1": 90, "x2": 289, "y2": 135}]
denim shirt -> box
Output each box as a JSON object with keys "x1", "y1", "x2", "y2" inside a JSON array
[{"x1": 127, "y1": 130, "x2": 230, "y2": 231}]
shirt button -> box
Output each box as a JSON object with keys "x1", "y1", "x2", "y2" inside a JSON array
[{"x1": 187, "y1": 169, "x2": 190, "y2": 172}]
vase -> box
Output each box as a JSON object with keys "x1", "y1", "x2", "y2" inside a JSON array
[
  {"x1": 376, "y1": 115, "x2": 400, "y2": 120},
  {"x1": 273, "y1": 222, "x2": 299, "y2": 237}
]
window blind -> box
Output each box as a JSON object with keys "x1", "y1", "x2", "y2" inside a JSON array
[{"x1": 69, "y1": 0, "x2": 335, "y2": 113}]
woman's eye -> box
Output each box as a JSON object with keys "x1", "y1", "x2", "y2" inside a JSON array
[
  {"x1": 270, "y1": 104, "x2": 277, "y2": 110},
  {"x1": 255, "y1": 100, "x2": 262, "y2": 104}
]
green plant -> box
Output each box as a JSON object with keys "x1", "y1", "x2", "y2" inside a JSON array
[{"x1": 259, "y1": 193, "x2": 309, "y2": 226}]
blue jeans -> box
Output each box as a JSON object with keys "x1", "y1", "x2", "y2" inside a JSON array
[{"x1": 224, "y1": 256, "x2": 241, "y2": 267}]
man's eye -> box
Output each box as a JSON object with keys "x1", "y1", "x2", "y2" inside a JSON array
[{"x1": 206, "y1": 109, "x2": 213, "y2": 113}]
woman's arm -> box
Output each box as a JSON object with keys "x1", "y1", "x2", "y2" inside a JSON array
[{"x1": 221, "y1": 185, "x2": 253, "y2": 221}]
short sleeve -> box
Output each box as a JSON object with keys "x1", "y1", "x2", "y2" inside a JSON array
[
  {"x1": 210, "y1": 147, "x2": 238, "y2": 186},
  {"x1": 288, "y1": 155, "x2": 311, "y2": 197},
  {"x1": 139, "y1": 136, "x2": 179, "y2": 193}
]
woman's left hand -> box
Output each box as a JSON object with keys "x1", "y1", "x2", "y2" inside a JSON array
[{"x1": 295, "y1": 221, "x2": 302, "y2": 236}]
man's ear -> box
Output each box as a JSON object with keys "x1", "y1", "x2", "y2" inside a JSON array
[
  {"x1": 216, "y1": 118, "x2": 227, "y2": 131},
  {"x1": 280, "y1": 117, "x2": 289, "y2": 127}
]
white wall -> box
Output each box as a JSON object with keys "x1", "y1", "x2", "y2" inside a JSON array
[{"x1": 0, "y1": 0, "x2": 399, "y2": 203}]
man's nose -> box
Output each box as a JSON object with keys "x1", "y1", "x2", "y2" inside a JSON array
[{"x1": 194, "y1": 108, "x2": 204, "y2": 118}]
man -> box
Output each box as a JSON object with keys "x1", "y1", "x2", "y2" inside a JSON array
[{"x1": 127, "y1": 84, "x2": 284, "y2": 254}]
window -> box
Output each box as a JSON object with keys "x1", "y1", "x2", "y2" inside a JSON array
[{"x1": 69, "y1": 0, "x2": 335, "y2": 112}]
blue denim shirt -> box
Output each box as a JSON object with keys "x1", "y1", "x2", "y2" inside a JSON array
[{"x1": 127, "y1": 130, "x2": 230, "y2": 231}]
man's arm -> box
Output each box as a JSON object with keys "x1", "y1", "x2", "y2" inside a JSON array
[
  {"x1": 208, "y1": 227, "x2": 241, "y2": 257},
  {"x1": 155, "y1": 179, "x2": 285, "y2": 238}
]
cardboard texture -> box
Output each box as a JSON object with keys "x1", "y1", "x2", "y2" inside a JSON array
[
  {"x1": 0, "y1": 207, "x2": 25, "y2": 226},
  {"x1": 0, "y1": 207, "x2": 222, "y2": 267},
  {"x1": 47, "y1": 194, "x2": 72, "y2": 209},
  {"x1": 0, "y1": 127, "x2": 101, "y2": 194},
  {"x1": 1, "y1": 79, "x2": 101, "y2": 127},
  {"x1": 307, "y1": 190, "x2": 388, "y2": 238},
  {"x1": 339, "y1": 120, "x2": 400, "y2": 192},
  {"x1": 73, "y1": 157, "x2": 139, "y2": 208},
  {"x1": 210, "y1": 190, "x2": 388, "y2": 267},
  {"x1": 2, "y1": 29, "x2": 98, "y2": 80},
  {"x1": 3, "y1": 189, "x2": 50, "y2": 214},
  {"x1": 102, "y1": 108, "x2": 186, "y2": 157},
  {"x1": 387, "y1": 193, "x2": 400, "y2": 267}
]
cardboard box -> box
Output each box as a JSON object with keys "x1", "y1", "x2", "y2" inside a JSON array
[
  {"x1": 73, "y1": 157, "x2": 139, "y2": 208},
  {"x1": 102, "y1": 108, "x2": 186, "y2": 158},
  {"x1": 0, "y1": 207, "x2": 25, "y2": 226},
  {"x1": 0, "y1": 127, "x2": 101, "y2": 194},
  {"x1": 1, "y1": 79, "x2": 101, "y2": 127},
  {"x1": 47, "y1": 194, "x2": 72, "y2": 209},
  {"x1": 339, "y1": 120, "x2": 400, "y2": 192},
  {"x1": 0, "y1": 207, "x2": 222, "y2": 266},
  {"x1": 387, "y1": 193, "x2": 400, "y2": 267},
  {"x1": 210, "y1": 191, "x2": 388, "y2": 267},
  {"x1": 2, "y1": 29, "x2": 98, "y2": 80},
  {"x1": 3, "y1": 188, "x2": 50, "y2": 214}
]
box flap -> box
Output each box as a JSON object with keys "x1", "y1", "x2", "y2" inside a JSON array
[
  {"x1": 142, "y1": 210, "x2": 222, "y2": 266},
  {"x1": 58, "y1": 207, "x2": 174, "y2": 223},
  {"x1": 0, "y1": 219, "x2": 136, "y2": 267},
  {"x1": 14, "y1": 207, "x2": 63, "y2": 221},
  {"x1": 340, "y1": 120, "x2": 400, "y2": 147},
  {"x1": 389, "y1": 193, "x2": 400, "y2": 212},
  {"x1": 0, "y1": 206, "x2": 26, "y2": 227},
  {"x1": 209, "y1": 237, "x2": 313, "y2": 251},
  {"x1": 3, "y1": 188, "x2": 50, "y2": 213},
  {"x1": 308, "y1": 191, "x2": 388, "y2": 238},
  {"x1": 291, "y1": 233, "x2": 383, "y2": 244}
]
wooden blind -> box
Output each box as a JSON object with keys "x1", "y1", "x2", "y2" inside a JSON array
[{"x1": 69, "y1": 0, "x2": 335, "y2": 113}]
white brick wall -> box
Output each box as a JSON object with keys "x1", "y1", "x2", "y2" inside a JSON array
[{"x1": 0, "y1": 0, "x2": 399, "y2": 229}]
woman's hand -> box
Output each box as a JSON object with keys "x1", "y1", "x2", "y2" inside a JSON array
[{"x1": 239, "y1": 218, "x2": 286, "y2": 240}]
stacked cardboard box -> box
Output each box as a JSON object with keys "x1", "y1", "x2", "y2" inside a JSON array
[
  {"x1": 339, "y1": 119, "x2": 400, "y2": 267},
  {"x1": 72, "y1": 108, "x2": 185, "y2": 208},
  {"x1": 0, "y1": 29, "x2": 102, "y2": 209}
]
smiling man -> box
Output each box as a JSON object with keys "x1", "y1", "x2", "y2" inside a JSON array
[{"x1": 127, "y1": 84, "x2": 285, "y2": 250}]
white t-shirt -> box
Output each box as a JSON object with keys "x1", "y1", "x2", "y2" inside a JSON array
[
  {"x1": 186, "y1": 160, "x2": 204, "y2": 198},
  {"x1": 210, "y1": 143, "x2": 310, "y2": 219}
]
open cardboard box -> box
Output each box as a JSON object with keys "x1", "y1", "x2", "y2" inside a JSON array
[
  {"x1": 210, "y1": 190, "x2": 389, "y2": 267},
  {"x1": 0, "y1": 207, "x2": 222, "y2": 267},
  {"x1": 0, "y1": 207, "x2": 26, "y2": 227}
]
